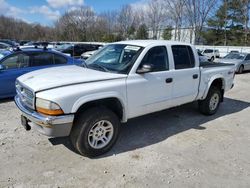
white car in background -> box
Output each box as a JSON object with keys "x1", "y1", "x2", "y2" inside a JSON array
[
  {"x1": 81, "y1": 45, "x2": 105, "y2": 59},
  {"x1": 198, "y1": 51, "x2": 209, "y2": 63},
  {"x1": 81, "y1": 50, "x2": 98, "y2": 59},
  {"x1": 202, "y1": 49, "x2": 220, "y2": 61}
]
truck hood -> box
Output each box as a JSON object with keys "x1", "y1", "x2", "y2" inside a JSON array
[{"x1": 17, "y1": 65, "x2": 127, "y2": 92}]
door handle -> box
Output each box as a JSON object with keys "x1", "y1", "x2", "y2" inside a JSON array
[
  {"x1": 193, "y1": 74, "x2": 198, "y2": 79},
  {"x1": 165, "y1": 78, "x2": 173, "y2": 83}
]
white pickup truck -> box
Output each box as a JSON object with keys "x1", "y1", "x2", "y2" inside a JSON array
[{"x1": 15, "y1": 40, "x2": 235, "y2": 157}]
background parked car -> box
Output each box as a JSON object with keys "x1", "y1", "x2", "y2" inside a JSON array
[
  {"x1": 81, "y1": 50, "x2": 97, "y2": 59},
  {"x1": 0, "y1": 50, "x2": 12, "y2": 60},
  {"x1": 19, "y1": 40, "x2": 31, "y2": 46},
  {"x1": 198, "y1": 51, "x2": 209, "y2": 64},
  {"x1": 0, "y1": 42, "x2": 12, "y2": 50},
  {"x1": 0, "y1": 39, "x2": 18, "y2": 47},
  {"x1": 0, "y1": 48, "x2": 83, "y2": 99},
  {"x1": 202, "y1": 49, "x2": 220, "y2": 61},
  {"x1": 81, "y1": 45, "x2": 104, "y2": 59},
  {"x1": 58, "y1": 43, "x2": 103, "y2": 58},
  {"x1": 22, "y1": 41, "x2": 54, "y2": 49},
  {"x1": 214, "y1": 52, "x2": 250, "y2": 73}
]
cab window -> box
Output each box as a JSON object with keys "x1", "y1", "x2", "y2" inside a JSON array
[
  {"x1": 172, "y1": 45, "x2": 195, "y2": 69},
  {"x1": 140, "y1": 46, "x2": 169, "y2": 72}
]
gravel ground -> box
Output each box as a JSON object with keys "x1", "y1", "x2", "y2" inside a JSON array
[{"x1": 0, "y1": 73, "x2": 250, "y2": 188}]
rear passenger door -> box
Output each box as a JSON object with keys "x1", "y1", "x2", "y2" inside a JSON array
[{"x1": 171, "y1": 45, "x2": 200, "y2": 105}]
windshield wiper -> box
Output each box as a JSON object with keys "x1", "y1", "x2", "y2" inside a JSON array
[{"x1": 88, "y1": 63, "x2": 110, "y2": 72}]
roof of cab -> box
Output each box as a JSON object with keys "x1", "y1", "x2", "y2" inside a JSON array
[{"x1": 114, "y1": 40, "x2": 192, "y2": 47}]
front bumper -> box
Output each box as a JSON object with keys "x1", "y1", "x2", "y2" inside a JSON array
[{"x1": 15, "y1": 95, "x2": 74, "y2": 137}]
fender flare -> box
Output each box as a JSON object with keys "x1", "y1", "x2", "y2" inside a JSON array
[
  {"x1": 202, "y1": 75, "x2": 225, "y2": 100},
  {"x1": 71, "y1": 91, "x2": 127, "y2": 122}
]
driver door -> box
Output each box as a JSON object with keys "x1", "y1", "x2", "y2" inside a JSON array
[{"x1": 126, "y1": 46, "x2": 174, "y2": 118}]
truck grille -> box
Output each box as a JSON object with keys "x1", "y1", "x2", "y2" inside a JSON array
[{"x1": 16, "y1": 81, "x2": 34, "y2": 110}]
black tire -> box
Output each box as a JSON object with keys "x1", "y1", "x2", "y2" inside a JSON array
[
  {"x1": 238, "y1": 65, "x2": 244, "y2": 74},
  {"x1": 199, "y1": 86, "x2": 222, "y2": 115},
  {"x1": 70, "y1": 106, "x2": 120, "y2": 157}
]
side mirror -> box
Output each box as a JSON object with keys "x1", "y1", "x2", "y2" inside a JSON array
[
  {"x1": 137, "y1": 64, "x2": 153, "y2": 74},
  {"x1": 0, "y1": 64, "x2": 5, "y2": 71}
]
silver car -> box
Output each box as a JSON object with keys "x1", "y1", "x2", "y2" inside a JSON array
[{"x1": 215, "y1": 53, "x2": 250, "y2": 73}]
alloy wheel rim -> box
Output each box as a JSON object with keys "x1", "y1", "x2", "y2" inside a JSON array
[
  {"x1": 88, "y1": 120, "x2": 114, "y2": 149},
  {"x1": 209, "y1": 93, "x2": 219, "y2": 111}
]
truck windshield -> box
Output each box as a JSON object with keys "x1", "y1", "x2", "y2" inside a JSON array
[{"x1": 85, "y1": 44, "x2": 143, "y2": 74}]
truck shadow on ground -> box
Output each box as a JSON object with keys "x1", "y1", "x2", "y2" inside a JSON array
[{"x1": 49, "y1": 97, "x2": 250, "y2": 158}]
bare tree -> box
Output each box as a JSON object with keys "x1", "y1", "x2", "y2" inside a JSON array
[
  {"x1": 184, "y1": 0, "x2": 218, "y2": 44},
  {"x1": 146, "y1": 0, "x2": 166, "y2": 39},
  {"x1": 55, "y1": 6, "x2": 96, "y2": 41},
  {"x1": 101, "y1": 11, "x2": 119, "y2": 36},
  {"x1": 117, "y1": 5, "x2": 135, "y2": 39},
  {"x1": 164, "y1": 0, "x2": 185, "y2": 41}
]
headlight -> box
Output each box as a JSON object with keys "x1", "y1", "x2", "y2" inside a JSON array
[{"x1": 36, "y1": 98, "x2": 64, "y2": 116}]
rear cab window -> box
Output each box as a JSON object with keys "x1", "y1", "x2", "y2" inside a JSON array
[{"x1": 171, "y1": 45, "x2": 195, "y2": 70}]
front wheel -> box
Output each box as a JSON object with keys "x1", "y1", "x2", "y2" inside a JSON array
[
  {"x1": 199, "y1": 86, "x2": 222, "y2": 115},
  {"x1": 70, "y1": 107, "x2": 120, "y2": 157}
]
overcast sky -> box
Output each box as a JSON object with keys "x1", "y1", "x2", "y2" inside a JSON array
[{"x1": 1, "y1": 0, "x2": 145, "y2": 26}]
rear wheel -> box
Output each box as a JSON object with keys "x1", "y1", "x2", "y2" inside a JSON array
[
  {"x1": 199, "y1": 86, "x2": 222, "y2": 115},
  {"x1": 70, "y1": 107, "x2": 120, "y2": 157}
]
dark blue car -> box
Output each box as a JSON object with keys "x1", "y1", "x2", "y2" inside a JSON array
[{"x1": 0, "y1": 48, "x2": 83, "y2": 99}]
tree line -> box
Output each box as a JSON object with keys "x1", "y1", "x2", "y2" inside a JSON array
[{"x1": 0, "y1": 0, "x2": 250, "y2": 46}]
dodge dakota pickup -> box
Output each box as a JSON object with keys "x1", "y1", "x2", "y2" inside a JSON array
[{"x1": 15, "y1": 40, "x2": 235, "y2": 157}]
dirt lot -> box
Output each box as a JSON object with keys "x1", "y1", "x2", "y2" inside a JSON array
[{"x1": 1, "y1": 73, "x2": 250, "y2": 188}]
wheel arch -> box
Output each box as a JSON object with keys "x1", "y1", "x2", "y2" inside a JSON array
[
  {"x1": 237, "y1": 64, "x2": 244, "y2": 72},
  {"x1": 72, "y1": 93, "x2": 127, "y2": 122},
  {"x1": 203, "y1": 77, "x2": 225, "y2": 101}
]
